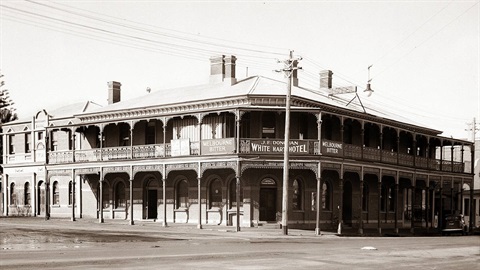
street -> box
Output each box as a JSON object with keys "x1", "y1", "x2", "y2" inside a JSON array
[{"x1": 1, "y1": 218, "x2": 479, "y2": 269}]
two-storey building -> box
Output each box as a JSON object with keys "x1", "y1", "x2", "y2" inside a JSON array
[{"x1": 1, "y1": 55, "x2": 475, "y2": 234}]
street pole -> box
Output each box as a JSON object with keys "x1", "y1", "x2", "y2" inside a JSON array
[
  {"x1": 466, "y1": 117, "x2": 477, "y2": 232},
  {"x1": 277, "y1": 51, "x2": 301, "y2": 235}
]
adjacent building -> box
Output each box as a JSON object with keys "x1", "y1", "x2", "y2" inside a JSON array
[{"x1": 1, "y1": 55, "x2": 475, "y2": 234}]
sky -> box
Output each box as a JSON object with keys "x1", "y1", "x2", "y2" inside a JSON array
[{"x1": 0, "y1": 0, "x2": 479, "y2": 140}]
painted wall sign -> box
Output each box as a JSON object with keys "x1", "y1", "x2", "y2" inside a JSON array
[
  {"x1": 201, "y1": 138, "x2": 235, "y2": 155},
  {"x1": 321, "y1": 140, "x2": 344, "y2": 156},
  {"x1": 249, "y1": 139, "x2": 309, "y2": 154}
]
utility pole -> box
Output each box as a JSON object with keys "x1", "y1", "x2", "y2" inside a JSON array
[
  {"x1": 276, "y1": 51, "x2": 302, "y2": 235},
  {"x1": 465, "y1": 117, "x2": 478, "y2": 232},
  {"x1": 466, "y1": 117, "x2": 479, "y2": 143}
]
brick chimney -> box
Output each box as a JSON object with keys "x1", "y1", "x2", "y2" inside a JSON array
[
  {"x1": 107, "y1": 81, "x2": 121, "y2": 104},
  {"x1": 209, "y1": 55, "x2": 237, "y2": 85},
  {"x1": 319, "y1": 70, "x2": 333, "y2": 89}
]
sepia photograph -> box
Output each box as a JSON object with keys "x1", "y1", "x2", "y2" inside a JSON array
[{"x1": 1, "y1": 1, "x2": 479, "y2": 269}]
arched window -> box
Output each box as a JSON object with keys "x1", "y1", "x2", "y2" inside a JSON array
[
  {"x1": 10, "y1": 183, "x2": 16, "y2": 205},
  {"x1": 24, "y1": 182, "x2": 31, "y2": 205},
  {"x1": 362, "y1": 183, "x2": 369, "y2": 212},
  {"x1": 68, "y1": 181, "x2": 73, "y2": 205},
  {"x1": 229, "y1": 179, "x2": 243, "y2": 209},
  {"x1": 292, "y1": 179, "x2": 302, "y2": 210},
  {"x1": 53, "y1": 181, "x2": 59, "y2": 205},
  {"x1": 176, "y1": 180, "x2": 189, "y2": 209},
  {"x1": 209, "y1": 178, "x2": 222, "y2": 209},
  {"x1": 322, "y1": 181, "x2": 331, "y2": 210},
  {"x1": 115, "y1": 182, "x2": 126, "y2": 209}
]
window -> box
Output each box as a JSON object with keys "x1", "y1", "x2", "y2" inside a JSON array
[
  {"x1": 146, "y1": 121, "x2": 156, "y2": 144},
  {"x1": 229, "y1": 179, "x2": 243, "y2": 209},
  {"x1": 292, "y1": 179, "x2": 302, "y2": 210},
  {"x1": 119, "y1": 124, "x2": 131, "y2": 146},
  {"x1": 102, "y1": 183, "x2": 110, "y2": 209},
  {"x1": 209, "y1": 178, "x2": 222, "y2": 209},
  {"x1": 115, "y1": 182, "x2": 126, "y2": 209},
  {"x1": 37, "y1": 132, "x2": 44, "y2": 141},
  {"x1": 322, "y1": 181, "x2": 331, "y2": 210},
  {"x1": 362, "y1": 183, "x2": 369, "y2": 211},
  {"x1": 176, "y1": 180, "x2": 189, "y2": 209},
  {"x1": 50, "y1": 132, "x2": 58, "y2": 151},
  {"x1": 224, "y1": 114, "x2": 235, "y2": 138},
  {"x1": 262, "y1": 112, "x2": 276, "y2": 138},
  {"x1": 464, "y1": 198, "x2": 470, "y2": 216},
  {"x1": 8, "y1": 134, "x2": 15, "y2": 154},
  {"x1": 53, "y1": 181, "x2": 59, "y2": 205},
  {"x1": 10, "y1": 183, "x2": 16, "y2": 205},
  {"x1": 388, "y1": 186, "x2": 395, "y2": 212},
  {"x1": 24, "y1": 182, "x2": 31, "y2": 205},
  {"x1": 380, "y1": 184, "x2": 387, "y2": 212},
  {"x1": 25, "y1": 133, "x2": 32, "y2": 153},
  {"x1": 68, "y1": 181, "x2": 73, "y2": 205},
  {"x1": 241, "y1": 113, "x2": 251, "y2": 138}
]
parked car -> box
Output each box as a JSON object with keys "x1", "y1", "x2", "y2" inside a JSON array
[{"x1": 442, "y1": 214, "x2": 467, "y2": 236}]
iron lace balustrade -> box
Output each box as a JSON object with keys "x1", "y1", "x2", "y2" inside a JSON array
[{"x1": 48, "y1": 151, "x2": 73, "y2": 164}]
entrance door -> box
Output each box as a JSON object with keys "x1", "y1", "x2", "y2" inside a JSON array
[
  {"x1": 147, "y1": 189, "x2": 158, "y2": 219},
  {"x1": 37, "y1": 181, "x2": 45, "y2": 216},
  {"x1": 259, "y1": 188, "x2": 277, "y2": 221},
  {"x1": 342, "y1": 181, "x2": 352, "y2": 225}
]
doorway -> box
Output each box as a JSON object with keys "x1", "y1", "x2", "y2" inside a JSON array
[
  {"x1": 37, "y1": 181, "x2": 45, "y2": 216},
  {"x1": 259, "y1": 178, "x2": 277, "y2": 222},
  {"x1": 147, "y1": 189, "x2": 158, "y2": 219}
]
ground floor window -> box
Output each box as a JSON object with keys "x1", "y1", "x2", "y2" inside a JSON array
[
  {"x1": 176, "y1": 180, "x2": 189, "y2": 209},
  {"x1": 115, "y1": 182, "x2": 126, "y2": 209},
  {"x1": 53, "y1": 181, "x2": 59, "y2": 205},
  {"x1": 68, "y1": 181, "x2": 73, "y2": 205},
  {"x1": 292, "y1": 179, "x2": 302, "y2": 210},
  {"x1": 464, "y1": 198, "x2": 470, "y2": 216},
  {"x1": 10, "y1": 183, "x2": 16, "y2": 205},
  {"x1": 209, "y1": 178, "x2": 222, "y2": 209},
  {"x1": 362, "y1": 183, "x2": 369, "y2": 211},
  {"x1": 24, "y1": 182, "x2": 31, "y2": 205},
  {"x1": 381, "y1": 184, "x2": 387, "y2": 212},
  {"x1": 322, "y1": 181, "x2": 331, "y2": 210},
  {"x1": 228, "y1": 179, "x2": 243, "y2": 209}
]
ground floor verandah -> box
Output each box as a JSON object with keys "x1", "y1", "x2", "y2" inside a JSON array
[{"x1": 2, "y1": 159, "x2": 474, "y2": 234}]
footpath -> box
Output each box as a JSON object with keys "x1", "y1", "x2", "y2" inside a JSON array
[{"x1": 0, "y1": 216, "x2": 443, "y2": 240}]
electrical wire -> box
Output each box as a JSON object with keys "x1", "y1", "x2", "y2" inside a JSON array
[{"x1": 372, "y1": 1, "x2": 479, "y2": 80}]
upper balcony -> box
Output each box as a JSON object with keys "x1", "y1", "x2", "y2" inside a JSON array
[
  {"x1": 5, "y1": 110, "x2": 472, "y2": 175},
  {"x1": 45, "y1": 137, "x2": 470, "y2": 174}
]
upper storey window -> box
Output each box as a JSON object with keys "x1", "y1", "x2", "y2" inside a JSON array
[
  {"x1": 262, "y1": 112, "x2": 276, "y2": 138},
  {"x1": 25, "y1": 133, "x2": 32, "y2": 153},
  {"x1": 8, "y1": 134, "x2": 15, "y2": 154}
]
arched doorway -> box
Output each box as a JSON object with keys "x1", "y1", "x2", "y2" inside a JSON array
[
  {"x1": 259, "y1": 178, "x2": 277, "y2": 221},
  {"x1": 343, "y1": 181, "x2": 353, "y2": 225},
  {"x1": 37, "y1": 181, "x2": 46, "y2": 216}
]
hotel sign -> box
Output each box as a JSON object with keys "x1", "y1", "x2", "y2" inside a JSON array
[
  {"x1": 322, "y1": 140, "x2": 343, "y2": 156},
  {"x1": 201, "y1": 138, "x2": 236, "y2": 155},
  {"x1": 249, "y1": 139, "x2": 309, "y2": 154}
]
